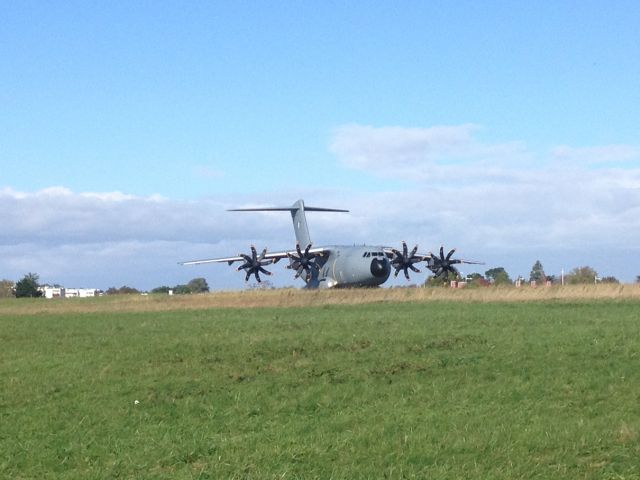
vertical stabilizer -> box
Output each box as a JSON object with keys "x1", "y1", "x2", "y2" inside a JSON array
[{"x1": 290, "y1": 199, "x2": 311, "y2": 247}]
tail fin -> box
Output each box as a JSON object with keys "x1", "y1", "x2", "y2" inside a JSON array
[{"x1": 228, "y1": 199, "x2": 348, "y2": 246}]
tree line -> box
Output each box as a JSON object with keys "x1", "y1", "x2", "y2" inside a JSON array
[
  {"x1": 101, "y1": 278, "x2": 211, "y2": 295},
  {"x1": 424, "y1": 260, "x2": 621, "y2": 287},
  {"x1": 0, "y1": 274, "x2": 210, "y2": 298},
  {"x1": 0, "y1": 264, "x2": 633, "y2": 298}
]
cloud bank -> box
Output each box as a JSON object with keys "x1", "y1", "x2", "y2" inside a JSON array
[
  {"x1": 0, "y1": 188, "x2": 292, "y2": 290},
  {"x1": 329, "y1": 124, "x2": 640, "y2": 281},
  {"x1": 3, "y1": 124, "x2": 640, "y2": 289}
]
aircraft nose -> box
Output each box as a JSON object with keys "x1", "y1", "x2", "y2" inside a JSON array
[{"x1": 370, "y1": 258, "x2": 390, "y2": 278}]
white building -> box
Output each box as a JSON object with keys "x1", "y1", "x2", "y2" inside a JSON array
[
  {"x1": 40, "y1": 286, "x2": 99, "y2": 299},
  {"x1": 41, "y1": 286, "x2": 65, "y2": 299},
  {"x1": 64, "y1": 288, "x2": 98, "y2": 298}
]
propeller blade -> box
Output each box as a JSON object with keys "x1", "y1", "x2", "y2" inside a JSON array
[
  {"x1": 236, "y1": 245, "x2": 272, "y2": 283},
  {"x1": 258, "y1": 266, "x2": 271, "y2": 275},
  {"x1": 391, "y1": 242, "x2": 422, "y2": 281},
  {"x1": 286, "y1": 242, "x2": 319, "y2": 282},
  {"x1": 424, "y1": 244, "x2": 474, "y2": 280}
]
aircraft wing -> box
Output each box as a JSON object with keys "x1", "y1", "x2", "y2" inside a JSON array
[
  {"x1": 383, "y1": 243, "x2": 484, "y2": 280},
  {"x1": 382, "y1": 245, "x2": 483, "y2": 265},
  {"x1": 180, "y1": 246, "x2": 329, "y2": 266},
  {"x1": 381, "y1": 247, "x2": 432, "y2": 261}
]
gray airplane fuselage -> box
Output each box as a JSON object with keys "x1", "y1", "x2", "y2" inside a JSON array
[{"x1": 308, "y1": 245, "x2": 391, "y2": 289}]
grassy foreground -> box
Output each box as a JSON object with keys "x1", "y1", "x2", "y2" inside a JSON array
[{"x1": 1, "y1": 297, "x2": 640, "y2": 478}]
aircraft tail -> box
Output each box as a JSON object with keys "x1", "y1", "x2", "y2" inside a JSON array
[{"x1": 228, "y1": 199, "x2": 348, "y2": 246}]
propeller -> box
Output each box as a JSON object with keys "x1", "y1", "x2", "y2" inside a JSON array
[
  {"x1": 390, "y1": 241, "x2": 422, "y2": 280},
  {"x1": 286, "y1": 242, "x2": 320, "y2": 281},
  {"x1": 427, "y1": 245, "x2": 465, "y2": 279},
  {"x1": 237, "y1": 245, "x2": 272, "y2": 283}
]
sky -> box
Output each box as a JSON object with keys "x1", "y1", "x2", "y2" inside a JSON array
[{"x1": 1, "y1": 1, "x2": 639, "y2": 290}]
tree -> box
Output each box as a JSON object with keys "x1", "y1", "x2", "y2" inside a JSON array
[
  {"x1": 106, "y1": 286, "x2": 140, "y2": 295},
  {"x1": 15, "y1": 273, "x2": 43, "y2": 298},
  {"x1": 173, "y1": 284, "x2": 191, "y2": 295},
  {"x1": 485, "y1": 267, "x2": 512, "y2": 286},
  {"x1": 155, "y1": 278, "x2": 211, "y2": 295},
  {"x1": 0, "y1": 279, "x2": 15, "y2": 298},
  {"x1": 529, "y1": 260, "x2": 546, "y2": 283},
  {"x1": 600, "y1": 276, "x2": 620, "y2": 284},
  {"x1": 151, "y1": 286, "x2": 172, "y2": 294},
  {"x1": 565, "y1": 266, "x2": 598, "y2": 285},
  {"x1": 187, "y1": 277, "x2": 209, "y2": 294}
]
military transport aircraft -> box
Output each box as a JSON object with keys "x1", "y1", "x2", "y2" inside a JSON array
[{"x1": 181, "y1": 199, "x2": 482, "y2": 288}]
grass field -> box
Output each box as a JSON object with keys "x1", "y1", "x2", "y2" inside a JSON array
[{"x1": 2, "y1": 290, "x2": 640, "y2": 478}]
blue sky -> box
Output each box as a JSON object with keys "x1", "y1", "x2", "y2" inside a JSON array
[{"x1": 2, "y1": 1, "x2": 640, "y2": 289}]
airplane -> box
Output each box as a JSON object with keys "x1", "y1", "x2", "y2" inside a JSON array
[{"x1": 180, "y1": 199, "x2": 483, "y2": 288}]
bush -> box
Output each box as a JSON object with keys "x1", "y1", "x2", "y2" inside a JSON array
[
  {"x1": 0, "y1": 279, "x2": 15, "y2": 298},
  {"x1": 15, "y1": 273, "x2": 43, "y2": 298}
]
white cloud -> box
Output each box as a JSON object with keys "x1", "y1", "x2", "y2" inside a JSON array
[
  {"x1": 551, "y1": 145, "x2": 640, "y2": 164},
  {"x1": 330, "y1": 123, "x2": 480, "y2": 168},
  {"x1": 0, "y1": 188, "x2": 225, "y2": 245},
  {"x1": 330, "y1": 123, "x2": 529, "y2": 182}
]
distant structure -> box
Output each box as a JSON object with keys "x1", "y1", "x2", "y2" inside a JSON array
[{"x1": 39, "y1": 286, "x2": 100, "y2": 299}]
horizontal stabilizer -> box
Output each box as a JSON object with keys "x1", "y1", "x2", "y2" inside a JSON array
[
  {"x1": 227, "y1": 199, "x2": 348, "y2": 254},
  {"x1": 228, "y1": 206, "x2": 348, "y2": 213}
]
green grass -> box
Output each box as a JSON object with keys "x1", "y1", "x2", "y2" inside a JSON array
[{"x1": 2, "y1": 301, "x2": 640, "y2": 479}]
